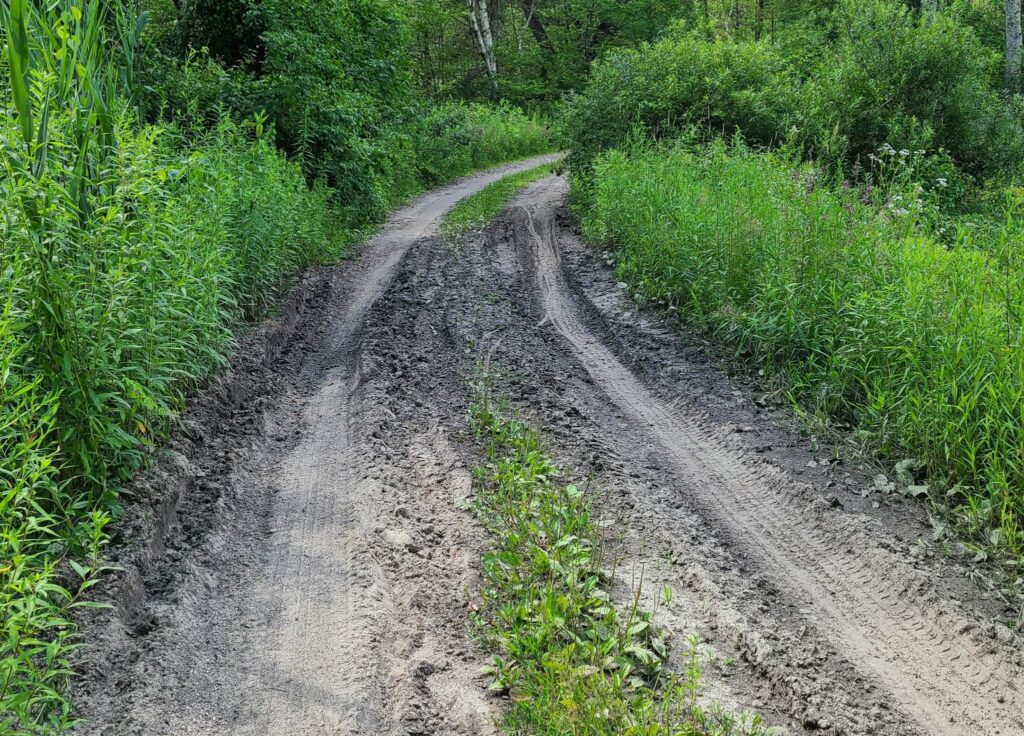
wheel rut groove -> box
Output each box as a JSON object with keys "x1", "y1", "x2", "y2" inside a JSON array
[{"x1": 512, "y1": 175, "x2": 1024, "y2": 736}]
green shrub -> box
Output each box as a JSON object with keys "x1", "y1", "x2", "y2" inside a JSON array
[
  {"x1": 563, "y1": 1, "x2": 1024, "y2": 186},
  {"x1": 386, "y1": 102, "x2": 553, "y2": 200},
  {"x1": 805, "y1": 0, "x2": 1024, "y2": 179},
  {"x1": 0, "y1": 235, "x2": 111, "y2": 735},
  {"x1": 2, "y1": 105, "x2": 344, "y2": 494},
  {"x1": 560, "y1": 30, "x2": 799, "y2": 176},
  {"x1": 581, "y1": 141, "x2": 1024, "y2": 556},
  {"x1": 138, "y1": 2, "x2": 554, "y2": 224}
]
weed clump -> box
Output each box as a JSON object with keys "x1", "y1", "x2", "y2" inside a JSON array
[{"x1": 468, "y1": 395, "x2": 766, "y2": 735}]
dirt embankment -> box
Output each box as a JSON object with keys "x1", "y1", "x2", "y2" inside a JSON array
[{"x1": 73, "y1": 167, "x2": 1023, "y2": 736}]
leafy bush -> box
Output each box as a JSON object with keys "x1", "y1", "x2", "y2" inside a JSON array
[
  {"x1": 409, "y1": 103, "x2": 553, "y2": 187},
  {"x1": 805, "y1": 0, "x2": 1024, "y2": 179},
  {"x1": 138, "y1": 1, "x2": 554, "y2": 225},
  {"x1": 563, "y1": 1, "x2": 1024, "y2": 185},
  {"x1": 0, "y1": 290, "x2": 90, "y2": 735},
  {"x1": 254, "y1": 0, "x2": 414, "y2": 223},
  {"x1": 3, "y1": 108, "x2": 344, "y2": 493},
  {"x1": 138, "y1": 0, "x2": 415, "y2": 225},
  {"x1": 561, "y1": 29, "x2": 799, "y2": 176},
  {"x1": 581, "y1": 141, "x2": 1024, "y2": 557}
]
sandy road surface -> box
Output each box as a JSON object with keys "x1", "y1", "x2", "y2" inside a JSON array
[{"x1": 74, "y1": 167, "x2": 1023, "y2": 736}]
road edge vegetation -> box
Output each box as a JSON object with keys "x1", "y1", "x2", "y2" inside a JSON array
[
  {"x1": 467, "y1": 381, "x2": 768, "y2": 736},
  {"x1": 577, "y1": 140, "x2": 1024, "y2": 621}
]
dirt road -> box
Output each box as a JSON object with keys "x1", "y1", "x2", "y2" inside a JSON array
[{"x1": 74, "y1": 166, "x2": 1023, "y2": 736}]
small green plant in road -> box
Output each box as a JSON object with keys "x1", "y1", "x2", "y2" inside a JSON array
[
  {"x1": 467, "y1": 384, "x2": 766, "y2": 735},
  {"x1": 441, "y1": 163, "x2": 555, "y2": 244}
]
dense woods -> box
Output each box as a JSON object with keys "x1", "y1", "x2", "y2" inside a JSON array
[{"x1": 3, "y1": 0, "x2": 1024, "y2": 732}]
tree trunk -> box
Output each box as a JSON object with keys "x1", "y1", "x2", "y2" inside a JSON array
[
  {"x1": 520, "y1": 0, "x2": 553, "y2": 53},
  {"x1": 1008, "y1": 0, "x2": 1022, "y2": 91},
  {"x1": 755, "y1": 0, "x2": 766, "y2": 40},
  {"x1": 467, "y1": 0, "x2": 498, "y2": 95}
]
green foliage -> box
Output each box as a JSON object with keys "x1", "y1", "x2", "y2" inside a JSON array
[
  {"x1": 408, "y1": 0, "x2": 706, "y2": 106},
  {"x1": 804, "y1": 0, "x2": 1023, "y2": 179},
  {"x1": 3, "y1": 107, "x2": 345, "y2": 493},
  {"x1": 468, "y1": 396, "x2": 766, "y2": 736},
  {"x1": 441, "y1": 162, "x2": 554, "y2": 242},
  {"x1": 0, "y1": 1, "x2": 345, "y2": 728},
  {"x1": 562, "y1": 0, "x2": 1024, "y2": 185},
  {"x1": 560, "y1": 30, "x2": 799, "y2": 176},
  {"x1": 138, "y1": 0, "x2": 554, "y2": 224},
  {"x1": 136, "y1": 0, "x2": 415, "y2": 223},
  {"x1": 254, "y1": 0, "x2": 414, "y2": 221},
  {"x1": 0, "y1": 308, "x2": 98, "y2": 735},
  {"x1": 580, "y1": 140, "x2": 1024, "y2": 560},
  {"x1": 410, "y1": 103, "x2": 552, "y2": 187}
]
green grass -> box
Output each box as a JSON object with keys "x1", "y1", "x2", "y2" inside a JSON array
[
  {"x1": 468, "y1": 387, "x2": 767, "y2": 735},
  {"x1": 579, "y1": 140, "x2": 1024, "y2": 575},
  {"x1": 441, "y1": 163, "x2": 555, "y2": 243},
  {"x1": 408, "y1": 103, "x2": 555, "y2": 192}
]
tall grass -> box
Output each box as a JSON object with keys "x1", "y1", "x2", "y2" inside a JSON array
[
  {"x1": 581, "y1": 141, "x2": 1024, "y2": 559},
  {"x1": 0, "y1": 1, "x2": 342, "y2": 730},
  {"x1": 392, "y1": 101, "x2": 554, "y2": 199}
]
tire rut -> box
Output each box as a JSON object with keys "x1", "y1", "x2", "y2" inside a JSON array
[
  {"x1": 513, "y1": 175, "x2": 1024, "y2": 736},
  {"x1": 71, "y1": 156, "x2": 557, "y2": 735}
]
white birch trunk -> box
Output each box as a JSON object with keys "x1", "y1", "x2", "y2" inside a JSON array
[{"x1": 467, "y1": 0, "x2": 498, "y2": 93}]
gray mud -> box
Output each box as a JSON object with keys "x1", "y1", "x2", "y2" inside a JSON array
[{"x1": 73, "y1": 167, "x2": 1023, "y2": 736}]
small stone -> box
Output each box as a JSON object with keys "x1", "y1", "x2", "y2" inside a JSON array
[{"x1": 803, "y1": 710, "x2": 824, "y2": 729}]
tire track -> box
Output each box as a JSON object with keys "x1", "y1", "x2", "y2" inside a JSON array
[
  {"x1": 514, "y1": 175, "x2": 1024, "y2": 736},
  {"x1": 73, "y1": 155, "x2": 558, "y2": 735}
]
